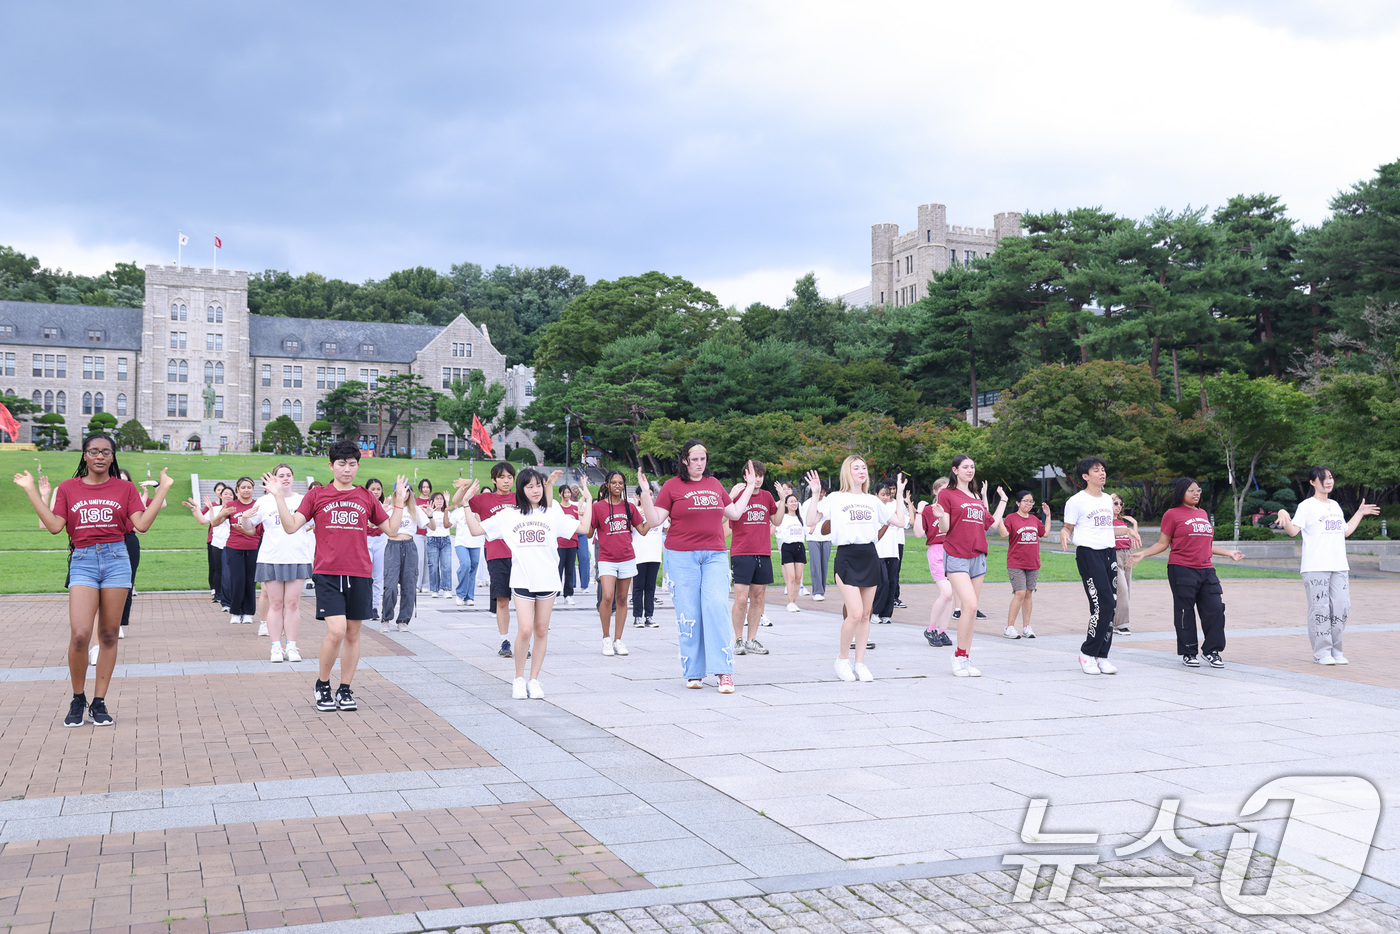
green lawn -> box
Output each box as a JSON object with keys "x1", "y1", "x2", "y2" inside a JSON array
[{"x1": 0, "y1": 451, "x2": 1298, "y2": 593}]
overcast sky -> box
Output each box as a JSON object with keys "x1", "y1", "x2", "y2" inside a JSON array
[{"x1": 2, "y1": 0, "x2": 1398, "y2": 309}]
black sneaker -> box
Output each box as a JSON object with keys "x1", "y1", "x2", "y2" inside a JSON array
[
  {"x1": 498, "y1": 639, "x2": 512, "y2": 658},
  {"x1": 951, "y1": 609, "x2": 961, "y2": 619},
  {"x1": 1116, "y1": 625, "x2": 1131, "y2": 634},
  {"x1": 975, "y1": 610, "x2": 987, "y2": 620},
  {"x1": 1206, "y1": 652, "x2": 1225, "y2": 669},
  {"x1": 893, "y1": 600, "x2": 908, "y2": 609},
  {"x1": 336, "y1": 685, "x2": 357, "y2": 711},
  {"x1": 1182, "y1": 655, "x2": 1201, "y2": 668},
  {"x1": 64, "y1": 695, "x2": 86, "y2": 728},
  {"x1": 314, "y1": 681, "x2": 336, "y2": 711},
  {"x1": 924, "y1": 629, "x2": 940, "y2": 647},
  {"x1": 940, "y1": 631, "x2": 954, "y2": 646},
  {"x1": 645, "y1": 617, "x2": 657, "y2": 628},
  {"x1": 88, "y1": 698, "x2": 113, "y2": 726},
  {"x1": 850, "y1": 641, "x2": 877, "y2": 650}
]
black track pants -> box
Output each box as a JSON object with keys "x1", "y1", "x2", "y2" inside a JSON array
[
  {"x1": 1168, "y1": 564, "x2": 1227, "y2": 657},
  {"x1": 1076, "y1": 546, "x2": 1118, "y2": 658}
]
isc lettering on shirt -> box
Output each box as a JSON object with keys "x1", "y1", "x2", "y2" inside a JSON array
[
  {"x1": 1016, "y1": 527, "x2": 1039, "y2": 544},
  {"x1": 1187, "y1": 519, "x2": 1212, "y2": 534},
  {"x1": 687, "y1": 492, "x2": 721, "y2": 508},
  {"x1": 846, "y1": 506, "x2": 873, "y2": 522},
  {"x1": 1092, "y1": 513, "x2": 1113, "y2": 527},
  {"x1": 963, "y1": 505, "x2": 984, "y2": 521},
  {"x1": 78, "y1": 505, "x2": 115, "y2": 524},
  {"x1": 518, "y1": 527, "x2": 550, "y2": 544},
  {"x1": 1323, "y1": 518, "x2": 1344, "y2": 532}
]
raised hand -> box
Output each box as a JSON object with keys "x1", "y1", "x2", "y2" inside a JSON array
[
  {"x1": 395, "y1": 476, "x2": 412, "y2": 507},
  {"x1": 896, "y1": 472, "x2": 908, "y2": 494},
  {"x1": 548, "y1": 468, "x2": 564, "y2": 485},
  {"x1": 742, "y1": 460, "x2": 758, "y2": 488},
  {"x1": 636, "y1": 469, "x2": 649, "y2": 492},
  {"x1": 996, "y1": 485, "x2": 1007, "y2": 502},
  {"x1": 804, "y1": 470, "x2": 821, "y2": 495},
  {"x1": 157, "y1": 467, "x2": 174, "y2": 489},
  {"x1": 577, "y1": 482, "x2": 592, "y2": 503},
  {"x1": 38, "y1": 475, "x2": 52, "y2": 499},
  {"x1": 1358, "y1": 500, "x2": 1381, "y2": 518},
  {"x1": 13, "y1": 470, "x2": 36, "y2": 492},
  {"x1": 452, "y1": 477, "x2": 471, "y2": 489},
  {"x1": 260, "y1": 472, "x2": 279, "y2": 496},
  {"x1": 1041, "y1": 502, "x2": 1052, "y2": 519}
]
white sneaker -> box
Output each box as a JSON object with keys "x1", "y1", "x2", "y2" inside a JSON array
[
  {"x1": 759, "y1": 614, "x2": 773, "y2": 627},
  {"x1": 1078, "y1": 653, "x2": 1101, "y2": 675},
  {"x1": 229, "y1": 614, "x2": 240, "y2": 625},
  {"x1": 118, "y1": 627, "x2": 125, "y2": 639},
  {"x1": 380, "y1": 622, "x2": 392, "y2": 633},
  {"x1": 613, "y1": 640, "x2": 629, "y2": 656},
  {"x1": 270, "y1": 643, "x2": 284, "y2": 663},
  {"x1": 285, "y1": 642, "x2": 301, "y2": 662},
  {"x1": 466, "y1": 600, "x2": 475, "y2": 607},
  {"x1": 512, "y1": 677, "x2": 527, "y2": 700},
  {"x1": 454, "y1": 597, "x2": 465, "y2": 606},
  {"x1": 799, "y1": 585, "x2": 808, "y2": 596},
  {"x1": 853, "y1": 662, "x2": 874, "y2": 682},
  {"x1": 951, "y1": 654, "x2": 981, "y2": 677},
  {"x1": 1097, "y1": 657, "x2": 1118, "y2": 675},
  {"x1": 527, "y1": 679, "x2": 544, "y2": 699},
  {"x1": 1332, "y1": 652, "x2": 1349, "y2": 665},
  {"x1": 786, "y1": 602, "x2": 800, "y2": 613},
  {"x1": 1317, "y1": 656, "x2": 1337, "y2": 665},
  {"x1": 602, "y1": 638, "x2": 615, "y2": 657},
  {"x1": 257, "y1": 621, "x2": 268, "y2": 637},
  {"x1": 1003, "y1": 625, "x2": 1021, "y2": 639},
  {"x1": 870, "y1": 614, "x2": 881, "y2": 626},
  {"x1": 89, "y1": 644, "x2": 99, "y2": 667},
  {"x1": 1022, "y1": 626, "x2": 1035, "y2": 639},
  {"x1": 812, "y1": 593, "x2": 825, "y2": 602},
  {"x1": 565, "y1": 596, "x2": 575, "y2": 606},
  {"x1": 431, "y1": 591, "x2": 440, "y2": 599},
  {"x1": 834, "y1": 658, "x2": 856, "y2": 682}
]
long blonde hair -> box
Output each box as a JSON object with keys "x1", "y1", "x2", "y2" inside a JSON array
[{"x1": 838, "y1": 455, "x2": 868, "y2": 494}]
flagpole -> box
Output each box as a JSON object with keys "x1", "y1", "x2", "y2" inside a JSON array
[
  {"x1": 213, "y1": 233, "x2": 217, "y2": 272},
  {"x1": 177, "y1": 230, "x2": 182, "y2": 268}
]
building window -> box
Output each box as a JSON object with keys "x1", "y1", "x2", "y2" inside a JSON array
[
  {"x1": 117, "y1": 357, "x2": 127, "y2": 380},
  {"x1": 441, "y1": 366, "x2": 474, "y2": 389},
  {"x1": 283, "y1": 338, "x2": 300, "y2": 353},
  {"x1": 32, "y1": 354, "x2": 41, "y2": 378},
  {"x1": 43, "y1": 327, "x2": 60, "y2": 340},
  {"x1": 2, "y1": 353, "x2": 13, "y2": 377},
  {"x1": 168, "y1": 360, "x2": 178, "y2": 382},
  {"x1": 949, "y1": 249, "x2": 957, "y2": 266},
  {"x1": 323, "y1": 341, "x2": 338, "y2": 354},
  {"x1": 359, "y1": 367, "x2": 378, "y2": 390},
  {"x1": 32, "y1": 390, "x2": 41, "y2": 409},
  {"x1": 316, "y1": 366, "x2": 325, "y2": 389},
  {"x1": 84, "y1": 357, "x2": 94, "y2": 379},
  {"x1": 261, "y1": 364, "x2": 272, "y2": 386},
  {"x1": 261, "y1": 398, "x2": 271, "y2": 421},
  {"x1": 205, "y1": 333, "x2": 223, "y2": 351},
  {"x1": 56, "y1": 355, "x2": 66, "y2": 378},
  {"x1": 292, "y1": 400, "x2": 302, "y2": 421},
  {"x1": 292, "y1": 365, "x2": 302, "y2": 388},
  {"x1": 170, "y1": 331, "x2": 187, "y2": 350},
  {"x1": 360, "y1": 342, "x2": 375, "y2": 355},
  {"x1": 207, "y1": 305, "x2": 224, "y2": 323},
  {"x1": 927, "y1": 230, "x2": 932, "y2": 242},
  {"x1": 94, "y1": 392, "x2": 104, "y2": 414},
  {"x1": 170, "y1": 303, "x2": 187, "y2": 321},
  {"x1": 283, "y1": 365, "x2": 292, "y2": 387},
  {"x1": 55, "y1": 390, "x2": 65, "y2": 415},
  {"x1": 316, "y1": 400, "x2": 325, "y2": 420},
  {"x1": 178, "y1": 394, "x2": 188, "y2": 417},
  {"x1": 44, "y1": 390, "x2": 53, "y2": 413},
  {"x1": 94, "y1": 357, "x2": 104, "y2": 380},
  {"x1": 87, "y1": 329, "x2": 104, "y2": 342},
  {"x1": 116, "y1": 393, "x2": 127, "y2": 417},
  {"x1": 0, "y1": 324, "x2": 13, "y2": 338},
  {"x1": 215, "y1": 362, "x2": 224, "y2": 384},
  {"x1": 204, "y1": 361, "x2": 214, "y2": 384},
  {"x1": 906, "y1": 255, "x2": 913, "y2": 273},
  {"x1": 83, "y1": 392, "x2": 93, "y2": 415},
  {"x1": 214, "y1": 395, "x2": 224, "y2": 419},
  {"x1": 282, "y1": 399, "x2": 292, "y2": 418},
  {"x1": 450, "y1": 341, "x2": 472, "y2": 358},
  {"x1": 525, "y1": 380, "x2": 535, "y2": 397},
  {"x1": 162, "y1": 435, "x2": 170, "y2": 448}
]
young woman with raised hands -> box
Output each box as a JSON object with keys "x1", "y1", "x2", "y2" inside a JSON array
[
  {"x1": 936, "y1": 456, "x2": 1001, "y2": 677},
  {"x1": 996, "y1": 489, "x2": 1050, "y2": 640},
  {"x1": 1274, "y1": 466, "x2": 1377, "y2": 665},
  {"x1": 805, "y1": 457, "x2": 907, "y2": 683},
  {"x1": 631, "y1": 489, "x2": 666, "y2": 627},
  {"x1": 424, "y1": 492, "x2": 454, "y2": 598},
  {"x1": 639, "y1": 443, "x2": 760, "y2": 695},
  {"x1": 1111, "y1": 493, "x2": 1142, "y2": 635},
  {"x1": 556, "y1": 485, "x2": 580, "y2": 605},
  {"x1": 578, "y1": 470, "x2": 648, "y2": 657},
  {"x1": 728, "y1": 463, "x2": 781, "y2": 657},
  {"x1": 14, "y1": 433, "x2": 175, "y2": 727},
  {"x1": 457, "y1": 469, "x2": 588, "y2": 700},
  {"x1": 912, "y1": 478, "x2": 953, "y2": 647},
  {"x1": 212, "y1": 477, "x2": 262, "y2": 625},
  {"x1": 363, "y1": 479, "x2": 388, "y2": 620},
  {"x1": 775, "y1": 490, "x2": 807, "y2": 613},
  {"x1": 245, "y1": 464, "x2": 315, "y2": 662},
  {"x1": 1129, "y1": 477, "x2": 1244, "y2": 670},
  {"x1": 804, "y1": 480, "x2": 833, "y2": 602}
]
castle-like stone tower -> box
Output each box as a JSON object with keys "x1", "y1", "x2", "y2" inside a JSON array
[{"x1": 869, "y1": 203, "x2": 1023, "y2": 307}]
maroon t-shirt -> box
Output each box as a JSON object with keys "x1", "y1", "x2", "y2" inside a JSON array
[
  {"x1": 1004, "y1": 513, "x2": 1045, "y2": 570},
  {"x1": 296, "y1": 484, "x2": 390, "y2": 577},
  {"x1": 1161, "y1": 506, "x2": 1215, "y2": 568},
  {"x1": 225, "y1": 500, "x2": 263, "y2": 551},
  {"x1": 53, "y1": 477, "x2": 146, "y2": 549},
  {"x1": 937, "y1": 488, "x2": 994, "y2": 559},
  {"x1": 557, "y1": 503, "x2": 580, "y2": 549},
  {"x1": 656, "y1": 476, "x2": 731, "y2": 552},
  {"x1": 470, "y1": 491, "x2": 517, "y2": 561},
  {"x1": 591, "y1": 499, "x2": 644, "y2": 562},
  {"x1": 414, "y1": 496, "x2": 431, "y2": 536},
  {"x1": 728, "y1": 489, "x2": 777, "y2": 556},
  {"x1": 1113, "y1": 520, "x2": 1132, "y2": 550},
  {"x1": 920, "y1": 503, "x2": 946, "y2": 546}
]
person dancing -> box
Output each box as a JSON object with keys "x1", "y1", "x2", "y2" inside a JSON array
[
  {"x1": 1111, "y1": 494, "x2": 1141, "y2": 635},
  {"x1": 937, "y1": 456, "x2": 1000, "y2": 677},
  {"x1": 998, "y1": 489, "x2": 1050, "y2": 640},
  {"x1": 579, "y1": 470, "x2": 648, "y2": 657},
  {"x1": 776, "y1": 491, "x2": 807, "y2": 613},
  {"x1": 914, "y1": 478, "x2": 953, "y2": 647}
]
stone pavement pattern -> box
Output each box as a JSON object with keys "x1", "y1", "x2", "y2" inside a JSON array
[{"x1": 0, "y1": 578, "x2": 1393, "y2": 933}]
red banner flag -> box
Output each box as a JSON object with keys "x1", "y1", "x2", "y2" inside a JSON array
[
  {"x1": 214, "y1": 235, "x2": 222, "y2": 249},
  {"x1": 471, "y1": 414, "x2": 493, "y2": 458},
  {"x1": 0, "y1": 403, "x2": 20, "y2": 443}
]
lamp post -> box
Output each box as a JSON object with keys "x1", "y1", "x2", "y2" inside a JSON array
[{"x1": 564, "y1": 413, "x2": 572, "y2": 484}]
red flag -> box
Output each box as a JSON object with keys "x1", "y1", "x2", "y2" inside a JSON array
[
  {"x1": 214, "y1": 235, "x2": 222, "y2": 249},
  {"x1": 471, "y1": 415, "x2": 493, "y2": 458},
  {"x1": 0, "y1": 403, "x2": 20, "y2": 443}
]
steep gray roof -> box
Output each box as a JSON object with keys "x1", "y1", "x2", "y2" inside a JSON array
[
  {"x1": 249, "y1": 315, "x2": 442, "y2": 363},
  {"x1": 0, "y1": 301, "x2": 143, "y2": 350}
]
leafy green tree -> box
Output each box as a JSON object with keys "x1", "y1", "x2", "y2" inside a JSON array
[
  {"x1": 85, "y1": 412, "x2": 118, "y2": 437},
  {"x1": 1304, "y1": 372, "x2": 1400, "y2": 502},
  {"x1": 436, "y1": 369, "x2": 508, "y2": 451},
  {"x1": 321, "y1": 380, "x2": 369, "y2": 438},
  {"x1": 1202, "y1": 372, "x2": 1309, "y2": 537},
  {"x1": 261, "y1": 416, "x2": 304, "y2": 455},
  {"x1": 554, "y1": 332, "x2": 677, "y2": 466},
  {"x1": 739, "y1": 301, "x2": 781, "y2": 343},
  {"x1": 114, "y1": 419, "x2": 152, "y2": 451},
  {"x1": 777, "y1": 273, "x2": 842, "y2": 353},
  {"x1": 449, "y1": 262, "x2": 588, "y2": 365},
  {"x1": 306, "y1": 420, "x2": 334, "y2": 455},
  {"x1": 368, "y1": 374, "x2": 441, "y2": 456},
  {"x1": 33, "y1": 413, "x2": 69, "y2": 451}
]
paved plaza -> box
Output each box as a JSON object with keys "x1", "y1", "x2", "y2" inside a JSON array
[{"x1": 0, "y1": 577, "x2": 1395, "y2": 933}]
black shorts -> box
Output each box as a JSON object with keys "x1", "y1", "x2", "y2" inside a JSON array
[
  {"x1": 731, "y1": 554, "x2": 774, "y2": 586},
  {"x1": 488, "y1": 558, "x2": 513, "y2": 601},
  {"x1": 312, "y1": 574, "x2": 373, "y2": 621},
  {"x1": 834, "y1": 543, "x2": 882, "y2": 588},
  {"x1": 780, "y1": 542, "x2": 807, "y2": 565}
]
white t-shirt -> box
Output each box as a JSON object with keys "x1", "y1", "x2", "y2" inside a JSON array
[
  {"x1": 481, "y1": 503, "x2": 581, "y2": 591},
  {"x1": 249, "y1": 492, "x2": 316, "y2": 565},
  {"x1": 426, "y1": 509, "x2": 452, "y2": 538},
  {"x1": 816, "y1": 491, "x2": 896, "y2": 547},
  {"x1": 876, "y1": 519, "x2": 906, "y2": 559},
  {"x1": 391, "y1": 502, "x2": 427, "y2": 537},
  {"x1": 633, "y1": 520, "x2": 666, "y2": 563},
  {"x1": 775, "y1": 514, "x2": 806, "y2": 546},
  {"x1": 207, "y1": 505, "x2": 230, "y2": 548},
  {"x1": 449, "y1": 507, "x2": 485, "y2": 548},
  {"x1": 1294, "y1": 497, "x2": 1349, "y2": 573},
  {"x1": 1063, "y1": 490, "x2": 1116, "y2": 550},
  {"x1": 805, "y1": 497, "x2": 833, "y2": 542}
]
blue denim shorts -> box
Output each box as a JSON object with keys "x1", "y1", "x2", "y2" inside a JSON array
[
  {"x1": 68, "y1": 540, "x2": 133, "y2": 590},
  {"x1": 944, "y1": 552, "x2": 988, "y2": 579}
]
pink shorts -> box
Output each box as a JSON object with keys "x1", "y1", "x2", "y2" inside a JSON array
[{"x1": 926, "y1": 544, "x2": 947, "y2": 582}]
